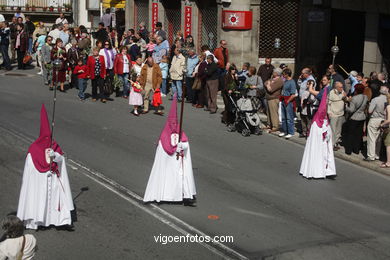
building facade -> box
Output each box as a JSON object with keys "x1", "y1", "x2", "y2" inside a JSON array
[{"x1": 122, "y1": 0, "x2": 389, "y2": 76}]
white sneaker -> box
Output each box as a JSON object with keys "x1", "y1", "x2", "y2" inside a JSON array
[
  {"x1": 278, "y1": 133, "x2": 286, "y2": 137},
  {"x1": 161, "y1": 94, "x2": 166, "y2": 97},
  {"x1": 37, "y1": 71, "x2": 42, "y2": 75},
  {"x1": 285, "y1": 134, "x2": 293, "y2": 139}
]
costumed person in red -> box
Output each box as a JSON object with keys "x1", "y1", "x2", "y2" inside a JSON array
[
  {"x1": 300, "y1": 87, "x2": 336, "y2": 179},
  {"x1": 151, "y1": 88, "x2": 162, "y2": 113},
  {"x1": 143, "y1": 94, "x2": 196, "y2": 206},
  {"x1": 17, "y1": 104, "x2": 74, "y2": 230}
]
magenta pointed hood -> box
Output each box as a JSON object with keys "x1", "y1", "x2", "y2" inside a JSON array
[
  {"x1": 27, "y1": 104, "x2": 63, "y2": 173},
  {"x1": 159, "y1": 94, "x2": 188, "y2": 155},
  {"x1": 312, "y1": 87, "x2": 329, "y2": 128}
]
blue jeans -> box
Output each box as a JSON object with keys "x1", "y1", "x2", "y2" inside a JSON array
[
  {"x1": 78, "y1": 78, "x2": 87, "y2": 99},
  {"x1": 281, "y1": 102, "x2": 295, "y2": 135},
  {"x1": 0, "y1": 44, "x2": 11, "y2": 69},
  {"x1": 171, "y1": 80, "x2": 182, "y2": 100},
  {"x1": 161, "y1": 78, "x2": 167, "y2": 95},
  {"x1": 118, "y1": 73, "x2": 129, "y2": 97},
  {"x1": 28, "y1": 37, "x2": 33, "y2": 53}
]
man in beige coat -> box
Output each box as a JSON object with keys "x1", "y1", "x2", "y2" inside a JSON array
[
  {"x1": 169, "y1": 48, "x2": 186, "y2": 101},
  {"x1": 139, "y1": 57, "x2": 163, "y2": 114}
]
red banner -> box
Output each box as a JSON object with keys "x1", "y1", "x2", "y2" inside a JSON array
[
  {"x1": 152, "y1": 3, "x2": 159, "y2": 33},
  {"x1": 184, "y1": 6, "x2": 192, "y2": 38}
]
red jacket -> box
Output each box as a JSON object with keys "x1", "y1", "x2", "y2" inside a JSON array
[
  {"x1": 87, "y1": 55, "x2": 106, "y2": 79},
  {"x1": 114, "y1": 54, "x2": 132, "y2": 75},
  {"x1": 73, "y1": 65, "x2": 89, "y2": 79},
  {"x1": 214, "y1": 47, "x2": 229, "y2": 69}
]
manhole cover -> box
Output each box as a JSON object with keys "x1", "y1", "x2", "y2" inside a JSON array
[{"x1": 4, "y1": 73, "x2": 29, "y2": 77}]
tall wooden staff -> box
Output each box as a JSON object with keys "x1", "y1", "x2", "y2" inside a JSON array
[{"x1": 177, "y1": 52, "x2": 188, "y2": 160}]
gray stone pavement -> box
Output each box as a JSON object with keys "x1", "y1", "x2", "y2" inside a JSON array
[{"x1": 1, "y1": 68, "x2": 390, "y2": 259}]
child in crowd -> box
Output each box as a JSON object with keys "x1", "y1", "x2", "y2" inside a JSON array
[
  {"x1": 73, "y1": 58, "x2": 89, "y2": 101},
  {"x1": 129, "y1": 73, "x2": 143, "y2": 116},
  {"x1": 159, "y1": 55, "x2": 169, "y2": 97},
  {"x1": 145, "y1": 38, "x2": 156, "y2": 58}
]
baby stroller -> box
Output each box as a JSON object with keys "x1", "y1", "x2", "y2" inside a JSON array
[{"x1": 227, "y1": 91, "x2": 262, "y2": 137}]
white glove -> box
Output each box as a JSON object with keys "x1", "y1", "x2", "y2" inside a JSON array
[
  {"x1": 176, "y1": 142, "x2": 183, "y2": 153},
  {"x1": 49, "y1": 149, "x2": 55, "y2": 159}
]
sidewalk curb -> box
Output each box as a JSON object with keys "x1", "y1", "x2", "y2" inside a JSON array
[{"x1": 267, "y1": 131, "x2": 390, "y2": 178}]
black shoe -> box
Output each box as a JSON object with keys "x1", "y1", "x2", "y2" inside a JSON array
[
  {"x1": 326, "y1": 175, "x2": 337, "y2": 180},
  {"x1": 183, "y1": 199, "x2": 197, "y2": 207}
]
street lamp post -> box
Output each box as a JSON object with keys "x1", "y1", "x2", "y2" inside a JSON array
[{"x1": 331, "y1": 36, "x2": 339, "y2": 69}]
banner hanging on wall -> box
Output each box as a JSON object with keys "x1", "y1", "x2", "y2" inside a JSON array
[
  {"x1": 152, "y1": 3, "x2": 159, "y2": 33},
  {"x1": 184, "y1": 6, "x2": 192, "y2": 38}
]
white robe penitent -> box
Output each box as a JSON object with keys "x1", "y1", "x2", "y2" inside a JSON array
[
  {"x1": 143, "y1": 141, "x2": 197, "y2": 202},
  {"x1": 17, "y1": 153, "x2": 74, "y2": 229},
  {"x1": 300, "y1": 120, "x2": 336, "y2": 179}
]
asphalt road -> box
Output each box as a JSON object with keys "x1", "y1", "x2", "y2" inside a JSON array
[{"x1": 1, "y1": 71, "x2": 390, "y2": 260}]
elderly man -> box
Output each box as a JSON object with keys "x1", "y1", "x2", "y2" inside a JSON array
[
  {"x1": 265, "y1": 68, "x2": 284, "y2": 132},
  {"x1": 185, "y1": 49, "x2": 199, "y2": 104},
  {"x1": 41, "y1": 36, "x2": 53, "y2": 85},
  {"x1": 152, "y1": 36, "x2": 168, "y2": 64},
  {"x1": 140, "y1": 57, "x2": 163, "y2": 115},
  {"x1": 365, "y1": 85, "x2": 389, "y2": 161},
  {"x1": 213, "y1": 40, "x2": 228, "y2": 71},
  {"x1": 328, "y1": 81, "x2": 346, "y2": 150},
  {"x1": 48, "y1": 24, "x2": 61, "y2": 42},
  {"x1": 169, "y1": 48, "x2": 186, "y2": 101}
]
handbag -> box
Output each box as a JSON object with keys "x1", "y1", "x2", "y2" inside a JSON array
[
  {"x1": 255, "y1": 76, "x2": 266, "y2": 98},
  {"x1": 23, "y1": 53, "x2": 32, "y2": 64},
  {"x1": 192, "y1": 77, "x2": 202, "y2": 90}
]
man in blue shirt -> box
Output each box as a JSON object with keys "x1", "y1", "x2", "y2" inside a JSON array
[{"x1": 279, "y1": 68, "x2": 297, "y2": 139}]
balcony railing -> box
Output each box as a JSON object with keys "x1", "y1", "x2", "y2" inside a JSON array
[{"x1": 0, "y1": 0, "x2": 72, "y2": 12}]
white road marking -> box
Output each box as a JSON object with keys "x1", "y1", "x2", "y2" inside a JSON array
[{"x1": 0, "y1": 125, "x2": 248, "y2": 260}]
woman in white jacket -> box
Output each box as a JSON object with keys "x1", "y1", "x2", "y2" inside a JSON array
[{"x1": 169, "y1": 48, "x2": 186, "y2": 101}]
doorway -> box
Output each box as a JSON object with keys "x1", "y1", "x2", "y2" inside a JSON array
[{"x1": 331, "y1": 9, "x2": 365, "y2": 73}]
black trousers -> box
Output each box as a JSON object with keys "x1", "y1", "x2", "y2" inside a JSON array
[
  {"x1": 91, "y1": 77, "x2": 105, "y2": 99},
  {"x1": 16, "y1": 49, "x2": 26, "y2": 70},
  {"x1": 105, "y1": 69, "x2": 114, "y2": 95},
  {"x1": 0, "y1": 44, "x2": 11, "y2": 69},
  {"x1": 343, "y1": 119, "x2": 365, "y2": 154},
  {"x1": 222, "y1": 92, "x2": 235, "y2": 125}
]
